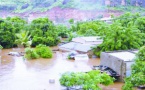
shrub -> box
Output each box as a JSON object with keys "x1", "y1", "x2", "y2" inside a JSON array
[
  {"x1": 35, "y1": 44, "x2": 53, "y2": 58},
  {"x1": 32, "y1": 36, "x2": 47, "y2": 47},
  {"x1": 24, "y1": 48, "x2": 39, "y2": 60},
  {"x1": 59, "y1": 70, "x2": 114, "y2": 90},
  {"x1": 122, "y1": 46, "x2": 145, "y2": 90}
]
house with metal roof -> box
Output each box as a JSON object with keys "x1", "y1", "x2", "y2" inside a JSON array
[{"x1": 58, "y1": 36, "x2": 103, "y2": 57}]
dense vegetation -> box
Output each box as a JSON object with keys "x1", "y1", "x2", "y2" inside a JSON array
[
  {"x1": 35, "y1": 44, "x2": 53, "y2": 58},
  {"x1": 59, "y1": 70, "x2": 114, "y2": 90},
  {"x1": 122, "y1": 46, "x2": 145, "y2": 90},
  {"x1": 24, "y1": 47, "x2": 39, "y2": 59},
  {"x1": 93, "y1": 13, "x2": 145, "y2": 57},
  {"x1": 0, "y1": 17, "x2": 61, "y2": 48},
  {"x1": 0, "y1": 17, "x2": 26, "y2": 48},
  {"x1": 1, "y1": 12, "x2": 145, "y2": 58},
  {"x1": 24, "y1": 44, "x2": 53, "y2": 59},
  {"x1": 30, "y1": 18, "x2": 60, "y2": 47}
]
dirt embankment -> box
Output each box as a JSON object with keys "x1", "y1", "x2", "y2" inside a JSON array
[{"x1": 0, "y1": 7, "x2": 123, "y2": 23}]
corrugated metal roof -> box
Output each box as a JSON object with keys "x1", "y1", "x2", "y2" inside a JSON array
[{"x1": 59, "y1": 42, "x2": 95, "y2": 53}]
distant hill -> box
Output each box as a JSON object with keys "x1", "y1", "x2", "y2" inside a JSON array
[
  {"x1": 0, "y1": 0, "x2": 145, "y2": 13},
  {"x1": 1, "y1": 0, "x2": 145, "y2": 23}
]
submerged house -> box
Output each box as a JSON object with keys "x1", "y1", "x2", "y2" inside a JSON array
[
  {"x1": 100, "y1": 50, "x2": 138, "y2": 82},
  {"x1": 58, "y1": 36, "x2": 103, "y2": 57}
]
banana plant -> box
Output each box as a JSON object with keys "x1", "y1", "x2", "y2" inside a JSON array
[{"x1": 15, "y1": 31, "x2": 32, "y2": 47}]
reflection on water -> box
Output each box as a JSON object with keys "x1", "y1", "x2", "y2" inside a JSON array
[{"x1": 0, "y1": 48, "x2": 123, "y2": 90}]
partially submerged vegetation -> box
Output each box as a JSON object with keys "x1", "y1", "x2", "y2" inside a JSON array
[
  {"x1": 59, "y1": 70, "x2": 114, "y2": 90},
  {"x1": 1, "y1": 12, "x2": 145, "y2": 57},
  {"x1": 122, "y1": 46, "x2": 145, "y2": 90},
  {"x1": 24, "y1": 44, "x2": 53, "y2": 59}
]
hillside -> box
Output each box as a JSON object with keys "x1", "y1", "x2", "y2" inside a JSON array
[
  {"x1": 0, "y1": 0, "x2": 145, "y2": 23},
  {"x1": 0, "y1": 0, "x2": 145, "y2": 12}
]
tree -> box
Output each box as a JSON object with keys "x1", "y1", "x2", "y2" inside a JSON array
[
  {"x1": 93, "y1": 21, "x2": 144, "y2": 57},
  {"x1": 30, "y1": 18, "x2": 60, "y2": 46},
  {"x1": 122, "y1": 46, "x2": 145, "y2": 90},
  {"x1": 0, "y1": 19, "x2": 16, "y2": 48}
]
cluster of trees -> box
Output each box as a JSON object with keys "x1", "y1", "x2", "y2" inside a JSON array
[
  {"x1": 91, "y1": 13, "x2": 145, "y2": 57},
  {"x1": 1, "y1": 12, "x2": 145, "y2": 56},
  {"x1": 0, "y1": 16, "x2": 70, "y2": 48}
]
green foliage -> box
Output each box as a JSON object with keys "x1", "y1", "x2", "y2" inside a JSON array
[
  {"x1": 114, "y1": 12, "x2": 140, "y2": 27},
  {"x1": 24, "y1": 47, "x2": 39, "y2": 60},
  {"x1": 56, "y1": 25, "x2": 69, "y2": 38},
  {"x1": 46, "y1": 36, "x2": 55, "y2": 46},
  {"x1": 59, "y1": 70, "x2": 114, "y2": 90},
  {"x1": 123, "y1": 46, "x2": 145, "y2": 90},
  {"x1": 0, "y1": 16, "x2": 28, "y2": 48},
  {"x1": 35, "y1": 44, "x2": 53, "y2": 58},
  {"x1": 135, "y1": 17, "x2": 145, "y2": 33},
  {"x1": 84, "y1": 29, "x2": 97, "y2": 36},
  {"x1": 93, "y1": 13, "x2": 144, "y2": 57},
  {"x1": 30, "y1": 18, "x2": 60, "y2": 46},
  {"x1": 76, "y1": 20, "x2": 108, "y2": 36},
  {"x1": 69, "y1": 19, "x2": 74, "y2": 24},
  {"x1": 6, "y1": 16, "x2": 27, "y2": 33},
  {"x1": 0, "y1": 45, "x2": 3, "y2": 49},
  {"x1": 0, "y1": 19, "x2": 16, "y2": 48},
  {"x1": 15, "y1": 31, "x2": 31, "y2": 47},
  {"x1": 32, "y1": 36, "x2": 46, "y2": 47},
  {"x1": 0, "y1": 17, "x2": 61, "y2": 48}
]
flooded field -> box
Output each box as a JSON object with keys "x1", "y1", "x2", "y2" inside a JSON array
[{"x1": 0, "y1": 48, "x2": 123, "y2": 90}]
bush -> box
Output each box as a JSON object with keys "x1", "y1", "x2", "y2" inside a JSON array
[
  {"x1": 59, "y1": 70, "x2": 114, "y2": 90},
  {"x1": 24, "y1": 48, "x2": 39, "y2": 60},
  {"x1": 32, "y1": 36, "x2": 47, "y2": 47},
  {"x1": 35, "y1": 44, "x2": 53, "y2": 58},
  {"x1": 122, "y1": 46, "x2": 145, "y2": 90}
]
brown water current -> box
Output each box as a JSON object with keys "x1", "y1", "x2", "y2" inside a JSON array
[{"x1": 0, "y1": 48, "x2": 123, "y2": 90}]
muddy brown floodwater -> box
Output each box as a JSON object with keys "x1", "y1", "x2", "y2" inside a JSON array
[{"x1": 0, "y1": 47, "x2": 123, "y2": 90}]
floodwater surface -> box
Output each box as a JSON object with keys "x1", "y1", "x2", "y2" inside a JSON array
[{"x1": 0, "y1": 48, "x2": 123, "y2": 90}]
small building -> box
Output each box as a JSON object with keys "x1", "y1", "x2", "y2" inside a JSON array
[
  {"x1": 100, "y1": 50, "x2": 138, "y2": 82},
  {"x1": 59, "y1": 36, "x2": 103, "y2": 57}
]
